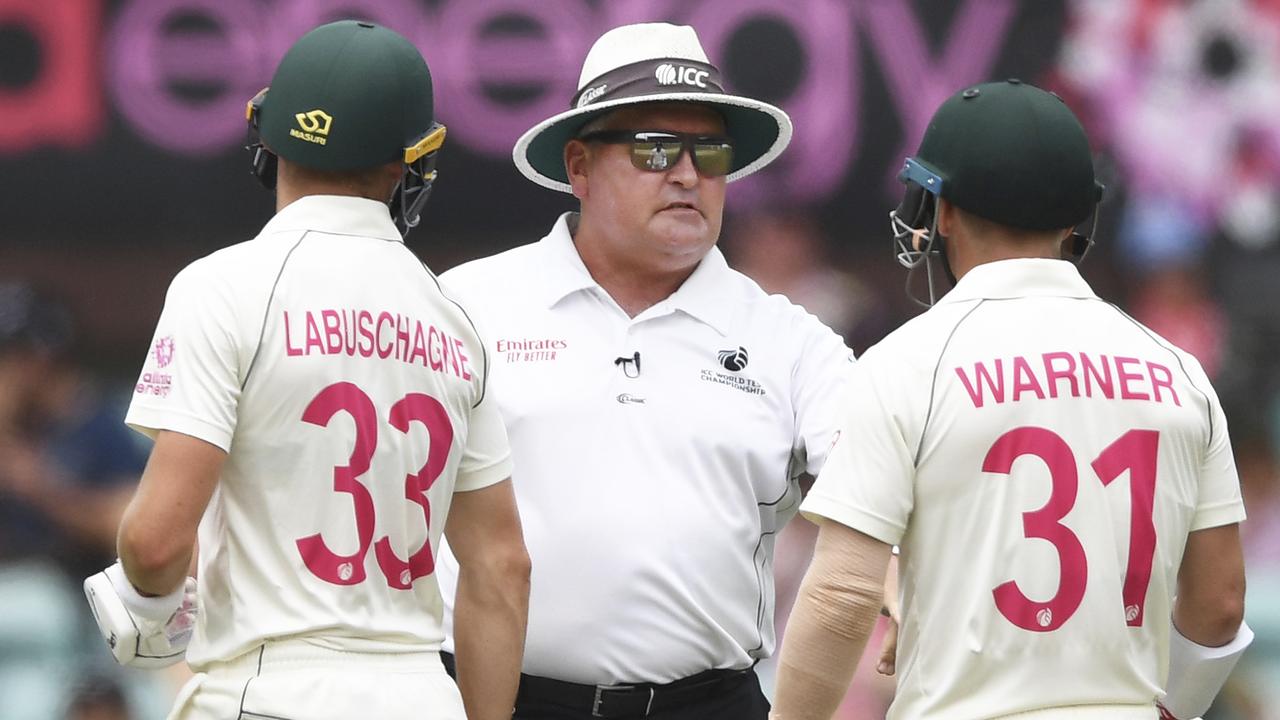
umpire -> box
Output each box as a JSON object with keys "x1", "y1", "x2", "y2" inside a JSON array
[{"x1": 434, "y1": 22, "x2": 852, "y2": 719}]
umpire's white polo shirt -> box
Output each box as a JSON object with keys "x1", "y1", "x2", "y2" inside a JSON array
[{"x1": 436, "y1": 212, "x2": 852, "y2": 684}]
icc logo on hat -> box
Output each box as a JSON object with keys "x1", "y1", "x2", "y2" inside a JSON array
[{"x1": 655, "y1": 63, "x2": 709, "y2": 88}]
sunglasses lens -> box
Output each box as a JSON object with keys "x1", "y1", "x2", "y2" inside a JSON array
[
  {"x1": 693, "y1": 142, "x2": 733, "y2": 177},
  {"x1": 631, "y1": 138, "x2": 683, "y2": 172}
]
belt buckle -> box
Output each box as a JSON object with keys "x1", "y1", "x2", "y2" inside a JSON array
[{"x1": 591, "y1": 684, "x2": 656, "y2": 717}]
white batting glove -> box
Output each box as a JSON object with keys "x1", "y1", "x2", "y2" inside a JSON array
[{"x1": 84, "y1": 561, "x2": 198, "y2": 668}]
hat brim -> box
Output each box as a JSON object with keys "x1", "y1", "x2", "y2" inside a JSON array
[{"x1": 513, "y1": 93, "x2": 793, "y2": 193}]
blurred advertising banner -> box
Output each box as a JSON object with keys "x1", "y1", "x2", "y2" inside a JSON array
[{"x1": 0, "y1": 0, "x2": 1066, "y2": 245}]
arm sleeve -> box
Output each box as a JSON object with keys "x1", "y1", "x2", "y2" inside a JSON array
[
  {"x1": 125, "y1": 262, "x2": 243, "y2": 452},
  {"x1": 800, "y1": 355, "x2": 915, "y2": 546},
  {"x1": 791, "y1": 314, "x2": 856, "y2": 476},
  {"x1": 773, "y1": 521, "x2": 893, "y2": 720},
  {"x1": 1189, "y1": 365, "x2": 1246, "y2": 531}
]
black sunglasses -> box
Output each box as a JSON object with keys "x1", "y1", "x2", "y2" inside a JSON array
[{"x1": 577, "y1": 130, "x2": 735, "y2": 178}]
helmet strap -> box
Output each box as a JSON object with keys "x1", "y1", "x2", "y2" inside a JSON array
[{"x1": 390, "y1": 151, "x2": 440, "y2": 238}]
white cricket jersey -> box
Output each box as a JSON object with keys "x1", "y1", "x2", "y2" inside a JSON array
[
  {"x1": 803, "y1": 259, "x2": 1245, "y2": 719},
  {"x1": 126, "y1": 195, "x2": 512, "y2": 668},
  {"x1": 434, "y1": 212, "x2": 851, "y2": 684}
]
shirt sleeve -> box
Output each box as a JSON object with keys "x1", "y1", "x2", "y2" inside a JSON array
[
  {"x1": 791, "y1": 313, "x2": 856, "y2": 476},
  {"x1": 454, "y1": 382, "x2": 513, "y2": 492},
  {"x1": 448, "y1": 288, "x2": 512, "y2": 493},
  {"x1": 1190, "y1": 375, "x2": 1246, "y2": 531},
  {"x1": 800, "y1": 356, "x2": 915, "y2": 546},
  {"x1": 125, "y1": 261, "x2": 243, "y2": 452}
]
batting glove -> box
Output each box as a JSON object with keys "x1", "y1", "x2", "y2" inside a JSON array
[{"x1": 84, "y1": 561, "x2": 198, "y2": 668}]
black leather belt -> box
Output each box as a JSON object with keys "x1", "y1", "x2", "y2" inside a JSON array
[{"x1": 516, "y1": 666, "x2": 753, "y2": 718}]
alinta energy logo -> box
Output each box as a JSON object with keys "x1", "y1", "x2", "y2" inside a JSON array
[
  {"x1": 291, "y1": 109, "x2": 332, "y2": 146},
  {"x1": 655, "y1": 63, "x2": 709, "y2": 88},
  {"x1": 717, "y1": 346, "x2": 749, "y2": 372}
]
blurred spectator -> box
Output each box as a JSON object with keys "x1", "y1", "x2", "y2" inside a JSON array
[
  {"x1": 724, "y1": 210, "x2": 891, "y2": 355},
  {"x1": 64, "y1": 676, "x2": 131, "y2": 720},
  {"x1": 0, "y1": 281, "x2": 142, "y2": 579},
  {"x1": 1129, "y1": 265, "x2": 1227, "y2": 380},
  {"x1": 0, "y1": 282, "x2": 171, "y2": 720}
]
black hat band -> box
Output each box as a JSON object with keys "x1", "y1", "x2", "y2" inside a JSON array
[{"x1": 571, "y1": 59, "x2": 724, "y2": 109}]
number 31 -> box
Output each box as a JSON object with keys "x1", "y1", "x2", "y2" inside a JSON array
[{"x1": 984, "y1": 427, "x2": 1158, "y2": 631}]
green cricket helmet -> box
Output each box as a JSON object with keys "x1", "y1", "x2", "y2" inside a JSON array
[
  {"x1": 245, "y1": 20, "x2": 446, "y2": 236},
  {"x1": 891, "y1": 79, "x2": 1104, "y2": 284}
]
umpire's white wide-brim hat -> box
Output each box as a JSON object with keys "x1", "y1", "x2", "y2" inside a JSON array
[{"x1": 513, "y1": 22, "x2": 793, "y2": 193}]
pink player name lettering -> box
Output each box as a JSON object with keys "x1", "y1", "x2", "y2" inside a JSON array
[
  {"x1": 283, "y1": 309, "x2": 472, "y2": 381},
  {"x1": 954, "y1": 352, "x2": 1182, "y2": 408}
]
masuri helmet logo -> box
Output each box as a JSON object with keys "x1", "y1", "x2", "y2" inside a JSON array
[{"x1": 290, "y1": 109, "x2": 333, "y2": 146}]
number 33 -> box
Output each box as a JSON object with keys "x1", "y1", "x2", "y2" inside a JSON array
[{"x1": 294, "y1": 382, "x2": 454, "y2": 589}]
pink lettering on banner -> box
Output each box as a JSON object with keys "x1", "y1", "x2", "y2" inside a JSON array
[
  {"x1": 87, "y1": 0, "x2": 1031, "y2": 206},
  {"x1": 265, "y1": 0, "x2": 427, "y2": 74},
  {"x1": 689, "y1": 0, "x2": 858, "y2": 204},
  {"x1": 0, "y1": 0, "x2": 102, "y2": 151},
  {"x1": 431, "y1": 0, "x2": 594, "y2": 154},
  {"x1": 859, "y1": 0, "x2": 1016, "y2": 193},
  {"x1": 108, "y1": 0, "x2": 264, "y2": 154}
]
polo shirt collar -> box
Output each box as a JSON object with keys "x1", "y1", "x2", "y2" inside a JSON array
[
  {"x1": 938, "y1": 258, "x2": 1097, "y2": 305},
  {"x1": 538, "y1": 213, "x2": 600, "y2": 307},
  {"x1": 538, "y1": 212, "x2": 734, "y2": 335},
  {"x1": 260, "y1": 195, "x2": 402, "y2": 242}
]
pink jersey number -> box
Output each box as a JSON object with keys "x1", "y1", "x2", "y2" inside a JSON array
[
  {"x1": 295, "y1": 382, "x2": 378, "y2": 585},
  {"x1": 374, "y1": 393, "x2": 454, "y2": 589},
  {"x1": 296, "y1": 383, "x2": 454, "y2": 589},
  {"x1": 983, "y1": 427, "x2": 1160, "y2": 631},
  {"x1": 1092, "y1": 429, "x2": 1160, "y2": 627}
]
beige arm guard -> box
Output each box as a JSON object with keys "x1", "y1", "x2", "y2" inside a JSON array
[{"x1": 772, "y1": 520, "x2": 894, "y2": 720}]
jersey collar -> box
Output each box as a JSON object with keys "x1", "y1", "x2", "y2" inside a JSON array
[
  {"x1": 938, "y1": 258, "x2": 1098, "y2": 305},
  {"x1": 260, "y1": 195, "x2": 403, "y2": 242},
  {"x1": 537, "y1": 212, "x2": 734, "y2": 335}
]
